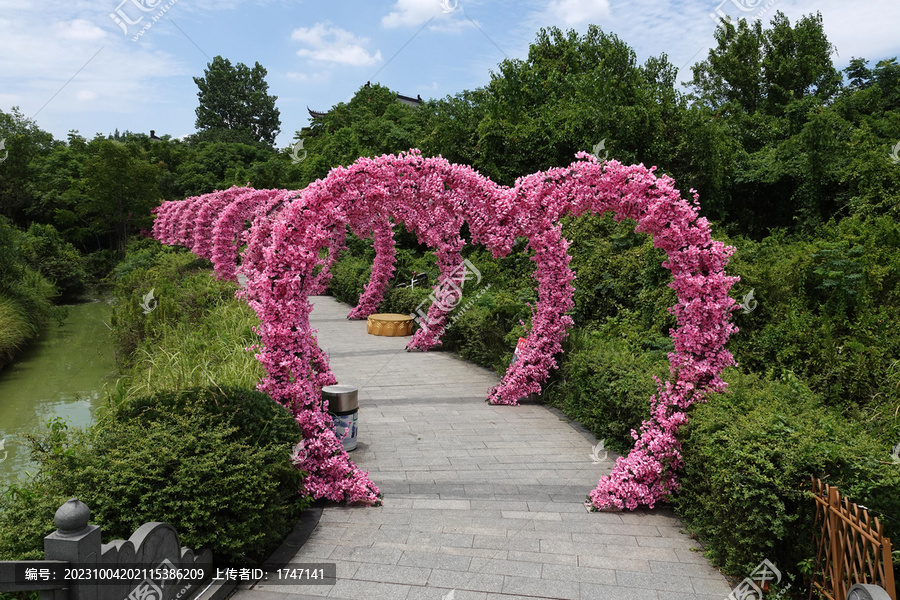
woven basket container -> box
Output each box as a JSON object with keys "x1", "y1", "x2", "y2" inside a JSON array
[{"x1": 366, "y1": 313, "x2": 414, "y2": 337}]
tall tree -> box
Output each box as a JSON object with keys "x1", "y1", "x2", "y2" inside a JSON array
[
  {"x1": 194, "y1": 56, "x2": 281, "y2": 146},
  {"x1": 292, "y1": 83, "x2": 427, "y2": 186},
  {"x1": 688, "y1": 19, "x2": 766, "y2": 115},
  {"x1": 31, "y1": 137, "x2": 161, "y2": 254},
  {"x1": 81, "y1": 139, "x2": 161, "y2": 254},
  {"x1": 0, "y1": 108, "x2": 55, "y2": 223},
  {"x1": 689, "y1": 11, "x2": 840, "y2": 116},
  {"x1": 473, "y1": 26, "x2": 687, "y2": 185}
]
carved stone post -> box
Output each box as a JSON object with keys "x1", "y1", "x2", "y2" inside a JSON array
[{"x1": 44, "y1": 499, "x2": 101, "y2": 600}]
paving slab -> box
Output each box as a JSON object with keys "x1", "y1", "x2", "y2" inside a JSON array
[{"x1": 230, "y1": 296, "x2": 731, "y2": 600}]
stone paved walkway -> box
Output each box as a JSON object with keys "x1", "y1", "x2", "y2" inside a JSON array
[{"x1": 231, "y1": 296, "x2": 733, "y2": 600}]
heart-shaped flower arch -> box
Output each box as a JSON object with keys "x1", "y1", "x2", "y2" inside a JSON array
[{"x1": 150, "y1": 150, "x2": 739, "y2": 510}]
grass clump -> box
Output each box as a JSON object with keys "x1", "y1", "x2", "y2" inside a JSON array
[
  {"x1": 0, "y1": 296, "x2": 34, "y2": 367},
  {"x1": 109, "y1": 240, "x2": 264, "y2": 394}
]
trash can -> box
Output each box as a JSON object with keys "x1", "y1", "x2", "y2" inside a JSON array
[{"x1": 322, "y1": 385, "x2": 358, "y2": 451}]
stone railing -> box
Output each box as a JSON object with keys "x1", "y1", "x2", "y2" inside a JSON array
[
  {"x1": 0, "y1": 498, "x2": 217, "y2": 600},
  {"x1": 847, "y1": 583, "x2": 895, "y2": 600}
]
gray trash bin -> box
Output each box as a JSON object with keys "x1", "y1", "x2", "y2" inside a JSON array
[{"x1": 323, "y1": 385, "x2": 358, "y2": 451}]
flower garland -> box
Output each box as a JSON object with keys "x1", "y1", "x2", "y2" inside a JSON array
[
  {"x1": 191, "y1": 187, "x2": 253, "y2": 260},
  {"x1": 150, "y1": 150, "x2": 738, "y2": 510},
  {"x1": 211, "y1": 188, "x2": 283, "y2": 281}
]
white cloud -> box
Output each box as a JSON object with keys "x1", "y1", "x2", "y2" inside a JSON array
[
  {"x1": 810, "y1": 0, "x2": 900, "y2": 64},
  {"x1": 286, "y1": 71, "x2": 331, "y2": 84},
  {"x1": 292, "y1": 22, "x2": 382, "y2": 66},
  {"x1": 55, "y1": 19, "x2": 107, "y2": 43},
  {"x1": 382, "y1": 0, "x2": 461, "y2": 28},
  {"x1": 75, "y1": 90, "x2": 98, "y2": 101},
  {"x1": 543, "y1": 0, "x2": 610, "y2": 26}
]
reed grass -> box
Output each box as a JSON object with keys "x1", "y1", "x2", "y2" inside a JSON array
[
  {"x1": 124, "y1": 300, "x2": 264, "y2": 398},
  {"x1": 0, "y1": 295, "x2": 36, "y2": 365}
]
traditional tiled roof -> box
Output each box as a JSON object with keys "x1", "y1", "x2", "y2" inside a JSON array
[{"x1": 308, "y1": 87, "x2": 422, "y2": 119}]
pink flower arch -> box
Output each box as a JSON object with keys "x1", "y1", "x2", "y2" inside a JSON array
[{"x1": 151, "y1": 150, "x2": 739, "y2": 510}]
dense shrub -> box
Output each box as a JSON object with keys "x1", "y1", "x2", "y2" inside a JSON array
[
  {"x1": 328, "y1": 252, "x2": 375, "y2": 306},
  {"x1": 675, "y1": 369, "x2": 899, "y2": 587},
  {"x1": 17, "y1": 223, "x2": 87, "y2": 300},
  {"x1": 438, "y1": 287, "x2": 529, "y2": 373},
  {"x1": 0, "y1": 386, "x2": 308, "y2": 565},
  {"x1": 725, "y1": 217, "x2": 900, "y2": 418},
  {"x1": 544, "y1": 329, "x2": 669, "y2": 453}
]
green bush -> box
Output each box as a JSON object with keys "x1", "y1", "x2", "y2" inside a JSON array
[
  {"x1": 545, "y1": 328, "x2": 668, "y2": 453},
  {"x1": 18, "y1": 223, "x2": 87, "y2": 301},
  {"x1": 328, "y1": 250, "x2": 374, "y2": 305},
  {"x1": 0, "y1": 387, "x2": 308, "y2": 566},
  {"x1": 724, "y1": 217, "x2": 900, "y2": 417},
  {"x1": 0, "y1": 218, "x2": 55, "y2": 362},
  {"x1": 437, "y1": 286, "x2": 528, "y2": 373},
  {"x1": 83, "y1": 248, "x2": 119, "y2": 282},
  {"x1": 379, "y1": 285, "x2": 429, "y2": 316},
  {"x1": 675, "y1": 369, "x2": 899, "y2": 586}
]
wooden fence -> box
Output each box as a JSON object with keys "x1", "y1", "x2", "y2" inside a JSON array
[{"x1": 810, "y1": 478, "x2": 896, "y2": 600}]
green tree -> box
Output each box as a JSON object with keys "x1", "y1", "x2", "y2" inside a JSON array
[
  {"x1": 0, "y1": 107, "x2": 55, "y2": 224},
  {"x1": 194, "y1": 56, "x2": 281, "y2": 146},
  {"x1": 689, "y1": 11, "x2": 840, "y2": 117},
  {"x1": 175, "y1": 141, "x2": 278, "y2": 196},
  {"x1": 30, "y1": 136, "x2": 165, "y2": 253},
  {"x1": 81, "y1": 139, "x2": 161, "y2": 254},
  {"x1": 844, "y1": 57, "x2": 872, "y2": 91},
  {"x1": 471, "y1": 26, "x2": 687, "y2": 185},
  {"x1": 873, "y1": 57, "x2": 900, "y2": 109},
  {"x1": 290, "y1": 83, "x2": 427, "y2": 186},
  {"x1": 419, "y1": 89, "x2": 487, "y2": 168},
  {"x1": 689, "y1": 18, "x2": 766, "y2": 116},
  {"x1": 18, "y1": 223, "x2": 87, "y2": 300},
  {"x1": 684, "y1": 12, "x2": 856, "y2": 235}
]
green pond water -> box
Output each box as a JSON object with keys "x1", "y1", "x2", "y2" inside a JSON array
[{"x1": 0, "y1": 300, "x2": 117, "y2": 486}]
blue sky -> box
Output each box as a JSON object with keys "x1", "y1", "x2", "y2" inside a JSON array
[{"x1": 2, "y1": 0, "x2": 900, "y2": 149}]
